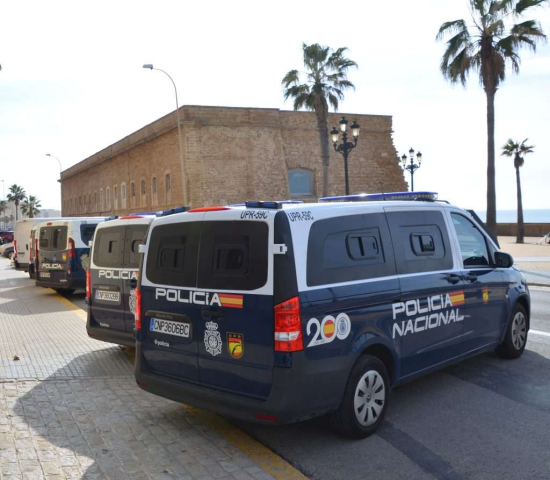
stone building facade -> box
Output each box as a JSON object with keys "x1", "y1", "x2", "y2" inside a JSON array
[{"x1": 61, "y1": 105, "x2": 406, "y2": 216}]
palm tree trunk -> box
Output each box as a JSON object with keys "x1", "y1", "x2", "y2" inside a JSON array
[
  {"x1": 516, "y1": 166, "x2": 524, "y2": 244},
  {"x1": 486, "y1": 89, "x2": 497, "y2": 238},
  {"x1": 315, "y1": 104, "x2": 330, "y2": 197},
  {"x1": 15, "y1": 203, "x2": 19, "y2": 222}
]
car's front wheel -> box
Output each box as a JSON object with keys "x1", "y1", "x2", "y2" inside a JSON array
[
  {"x1": 330, "y1": 355, "x2": 390, "y2": 439},
  {"x1": 496, "y1": 304, "x2": 528, "y2": 359}
]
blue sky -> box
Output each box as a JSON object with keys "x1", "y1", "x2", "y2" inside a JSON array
[{"x1": 1, "y1": 0, "x2": 549, "y2": 211}]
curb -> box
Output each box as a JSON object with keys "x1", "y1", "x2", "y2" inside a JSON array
[{"x1": 50, "y1": 291, "x2": 308, "y2": 480}]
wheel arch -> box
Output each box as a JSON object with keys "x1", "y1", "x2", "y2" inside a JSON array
[
  {"x1": 514, "y1": 294, "x2": 530, "y2": 326},
  {"x1": 352, "y1": 335, "x2": 397, "y2": 385}
]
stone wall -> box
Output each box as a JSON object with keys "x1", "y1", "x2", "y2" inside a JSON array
[
  {"x1": 496, "y1": 223, "x2": 550, "y2": 237},
  {"x1": 61, "y1": 106, "x2": 407, "y2": 216}
]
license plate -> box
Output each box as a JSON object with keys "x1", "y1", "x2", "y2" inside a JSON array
[
  {"x1": 40, "y1": 272, "x2": 50, "y2": 278},
  {"x1": 95, "y1": 290, "x2": 120, "y2": 302},
  {"x1": 150, "y1": 318, "x2": 190, "y2": 338}
]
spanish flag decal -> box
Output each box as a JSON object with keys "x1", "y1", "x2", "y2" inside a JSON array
[
  {"x1": 449, "y1": 290, "x2": 465, "y2": 306},
  {"x1": 219, "y1": 293, "x2": 244, "y2": 309}
]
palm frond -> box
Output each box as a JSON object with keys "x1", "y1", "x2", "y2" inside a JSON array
[
  {"x1": 436, "y1": 19, "x2": 468, "y2": 41},
  {"x1": 515, "y1": 0, "x2": 547, "y2": 15}
]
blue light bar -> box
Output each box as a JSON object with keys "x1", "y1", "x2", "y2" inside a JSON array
[
  {"x1": 319, "y1": 191, "x2": 438, "y2": 203},
  {"x1": 160, "y1": 206, "x2": 190, "y2": 216},
  {"x1": 105, "y1": 216, "x2": 119, "y2": 221},
  {"x1": 245, "y1": 200, "x2": 304, "y2": 209}
]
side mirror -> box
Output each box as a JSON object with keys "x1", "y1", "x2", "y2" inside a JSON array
[
  {"x1": 495, "y1": 251, "x2": 514, "y2": 268},
  {"x1": 138, "y1": 244, "x2": 147, "y2": 254},
  {"x1": 88, "y1": 240, "x2": 94, "y2": 248}
]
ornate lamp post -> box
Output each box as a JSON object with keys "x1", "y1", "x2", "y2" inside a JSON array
[
  {"x1": 330, "y1": 117, "x2": 360, "y2": 195},
  {"x1": 401, "y1": 148, "x2": 422, "y2": 191}
]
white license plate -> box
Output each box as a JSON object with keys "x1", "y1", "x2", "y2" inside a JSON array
[
  {"x1": 40, "y1": 272, "x2": 50, "y2": 278},
  {"x1": 150, "y1": 318, "x2": 190, "y2": 338},
  {"x1": 95, "y1": 290, "x2": 120, "y2": 302}
]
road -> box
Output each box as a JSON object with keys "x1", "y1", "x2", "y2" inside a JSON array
[{"x1": 65, "y1": 288, "x2": 550, "y2": 480}]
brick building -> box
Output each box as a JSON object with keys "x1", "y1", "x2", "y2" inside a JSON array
[{"x1": 61, "y1": 105, "x2": 406, "y2": 216}]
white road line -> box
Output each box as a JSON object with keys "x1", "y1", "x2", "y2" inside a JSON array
[{"x1": 530, "y1": 329, "x2": 550, "y2": 338}]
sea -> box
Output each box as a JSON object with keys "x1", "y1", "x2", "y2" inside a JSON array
[{"x1": 475, "y1": 209, "x2": 550, "y2": 223}]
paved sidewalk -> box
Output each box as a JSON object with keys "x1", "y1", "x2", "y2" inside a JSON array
[
  {"x1": 0, "y1": 259, "x2": 304, "y2": 480},
  {"x1": 498, "y1": 236, "x2": 550, "y2": 287}
]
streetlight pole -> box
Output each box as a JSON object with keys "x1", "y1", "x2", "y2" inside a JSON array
[
  {"x1": 46, "y1": 154, "x2": 63, "y2": 214},
  {"x1": 142, "y1": 64, "x2": 188, "y2": 206},
  {"x1": 400, "y1": 148, "x2": 423, "y2": 191},
  {"x1": 330, "y1": 117, "x2": 360, "y2": 195}
]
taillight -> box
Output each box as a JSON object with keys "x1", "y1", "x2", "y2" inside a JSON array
[
  {"x1": 135, "y1": 287, "x2": 142, "y2": 330},
  {"x1": 68, "y1": 238, "x2": 76, "y2": 259},
  {"x1": 14, "y1": 240, "x2": 17, "y2": 258},
  {"x1": 274, "y1": 296, "x2": 303, "y2": 352},
  {"x1": 34, "y1": 239, "x2": 38, "y2": 260},
  {"x1": 86, "y1": 269, "x2": 91, "y2": 299}
]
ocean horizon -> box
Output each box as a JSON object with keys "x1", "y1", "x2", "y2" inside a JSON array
[{"x1": 475, "y1": 209, "x2": 550, "y2": 224}]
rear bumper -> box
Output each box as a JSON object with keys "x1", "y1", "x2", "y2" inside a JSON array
[
  {"x1": 36, "y1": 277, "x2": 85, "y2": 290},
  {"x1": 14, "y1": 261, "x2": 29, "y2": 272},
  {"x1": 134, "y1": 340, "x2": 349, "y2": 424},
  {"x1": 86, "y1": 312, "x2": 135, "y2": 347}
]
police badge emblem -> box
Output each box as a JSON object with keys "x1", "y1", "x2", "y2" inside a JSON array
[{"x1": 204, "y1": 321, "x2": 222, "y2": 356}]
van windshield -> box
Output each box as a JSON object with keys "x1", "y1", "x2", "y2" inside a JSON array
[
  {"x1": 39, "y1": 226, "x2": 68, "y2": 251},
  {"x1": 146, "y1": 220, "x2": 268, "y2": 291}
]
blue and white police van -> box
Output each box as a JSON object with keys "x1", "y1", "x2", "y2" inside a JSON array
[
  {"x1": 36, "y1": 218, "x2": 108, "y2": 294},
  {"x1": 133, "y1": 192, "x2": 529, "y2": 439}
]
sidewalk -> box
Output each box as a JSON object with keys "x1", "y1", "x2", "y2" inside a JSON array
[
  {"x1": 498, "y1": 236, "x2": 550, "y2": 287},
  {"x1": 0, "y1": 259, "x2": 306, "y2": 480}
]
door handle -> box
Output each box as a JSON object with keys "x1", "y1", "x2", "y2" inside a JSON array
[
  {"x1": 465, "y1": 273, "x2": 478, "y2": 282},
  {"x1": 201, "y1": 307, "x2": 225, "y2": 319},
  {"x1": 446, "y1": 274, "x2": 461, "y2": 285}
]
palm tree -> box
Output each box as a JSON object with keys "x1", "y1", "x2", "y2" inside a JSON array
[
  {"x1": 0, "y1": 200, "x2": 6, "y2": 230},
  {"x1": 282, "y1": 43, "x2": 357, "y2": 197},
  {"x1": 20, "y1": 195, "x2": 42, "y2": 219},
  {"x1": 436, "y1": 0, "x2": 547, "y2": 237},
  {"x1": 501, "y1": 138, "x2": 534, "y2": 243},
  {"x1": 6, "y1": 184, "x2": 26, "y2": 221}
]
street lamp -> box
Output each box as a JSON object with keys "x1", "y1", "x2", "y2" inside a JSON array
[
  {"x1": 331, "y1": 117, "x2": 360, "y2": 195},
  {"x1": 46, "y1": 154, "x2": 63, "y2": 214},
  {"x1": 142, "y1": 64, "x2": 188, "y2": 206},
  {"x1": 400, "y1": 148, "x2": 422, "y2": 191}
]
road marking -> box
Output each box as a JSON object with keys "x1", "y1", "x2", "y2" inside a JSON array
[
  {"x1": 48, "y1": 289, "x2": 88, "y2": 321},
  {"x1": 182, "y1": 406, "x2": 308, "y2": 480},
  {"x1": 530, "y1": 329, "x2": 550, "y2": 338}
]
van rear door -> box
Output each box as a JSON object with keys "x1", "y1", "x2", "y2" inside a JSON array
[
  {"x1": 196, "y1": 212, "x2": 273, "y2": 399},
  {"x1": 90, "y1": 223, "x2": 127, "y2": 332},
  {"x1": 38, "y1": 225, "x2": 69, "y2": 283}
]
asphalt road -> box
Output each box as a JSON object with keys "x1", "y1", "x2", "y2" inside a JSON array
[{"x1": 66, "y1": 288, "x2": 550, "y2": 480}]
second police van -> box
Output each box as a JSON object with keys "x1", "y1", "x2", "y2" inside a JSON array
[
  {"x1": 133, "y1": 193, "x2": 530, "y2": 439},
  {"x1": 36, "y1": 218, "x2": 107, "y2": 294}
]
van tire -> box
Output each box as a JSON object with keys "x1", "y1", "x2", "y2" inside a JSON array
[
  {"x1": 330, "y1": 355, "x2": 390, "y2": 439},
  {"x1": 496, "y1": 303, "x2": 528, "y2": 359},
  {"x1": 55, "y1": 288, "x2": 75, "y2": 295}
]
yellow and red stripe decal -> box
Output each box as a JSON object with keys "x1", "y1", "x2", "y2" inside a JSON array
[
  {"x1": 219, "y1": 293, "x2": 244, "y2": 309},
  {"x1": 449, "y1": 290, "x2": 465, "y2": 306}
]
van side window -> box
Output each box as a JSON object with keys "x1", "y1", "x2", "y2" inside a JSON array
[
  {"x1": 386, "y1": 211, "x2": 452, "y2": 274},
  {"x1": 307, "y1": 213, "x2": 396, "y2": 287},
  {"x1": 198, "y1": 222, "x2": 268, "y2": 291},
  {"x1": 146, "y1": 222, "x2": 201, "y2": 287},
  {"x1": 93, "y1": 228, "x2": 124, "y2": 268},
  {"x1": 80, "y1": 225, "x2": 97, "y2": 246},
  {"x1": 451, "y1": 214, "x2": 490, "y2": 266}
]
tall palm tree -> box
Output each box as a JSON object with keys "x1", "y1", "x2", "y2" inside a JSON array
[
  {"x1": 501, "y1": 138, "x2": 534, "y2": 243},
  {"x1": 6, "y1": 184, "x2": 26, "y2": 221},
  {"x1": 20, "y1": 195, "x2": 42, "y2": 219},
  {"x1": 436, "y1": 0, "x2": 547, "y2": 237},
  {"x1": 0, "y1": 200, "x2": 6, "y2": 230},
  {"x1": 282, "y1": 43, "x2": 357, "y2": 197}
]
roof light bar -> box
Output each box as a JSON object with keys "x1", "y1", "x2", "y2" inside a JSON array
[
  {"x1": 319, "y1": 191, "x2": 438, "y2": 203},
  {"x1": 245, "y1": 200, "x2": 304, "y2": 209}
]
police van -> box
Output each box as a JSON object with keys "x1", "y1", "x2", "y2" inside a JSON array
[
  {"x1": 13, "y1": 218, "x2": 62, "y2": 273},
  {"x1": 133, "y1": 193, "x2": 529, "y2": 439},
  {"x1": 86, "y1": 215, "x2": 154, "y2": 347},
  {"x1": 36, "y1": 218, "x2": 107, "y2": 294}
]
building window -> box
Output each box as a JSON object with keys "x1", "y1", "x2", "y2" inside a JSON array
[
  {"x1": 100, "y1": 188, "x2": 104, "y2": 211},
  {"x1": 121, "y1": 183, "x2": 127, "y2": 209},
  {"x1": 106, "y1": 187, "x2": 111, "y2": 211},
  {"x1": 114, "y1": 185, "x2": 119, "y2": 210},
  {"x1": 165, "y1": 173, "x2": 171, "y2": 203},
  {"x1": 131, "y1": 182, "x2": 135, "y2": 197},
  {"x1": 152, "y1": 177, "x2": 158, "y2": 206},
  {"x1": 288, "y1": 169, "x2": 313, "y2": 196},
  {"x1": 140, "y1": 179, "x2": 146, "y2": 207}
]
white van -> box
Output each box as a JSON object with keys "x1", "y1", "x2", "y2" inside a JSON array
[
  {"x1": 35, "y1": 217, "x2": 108, "y2": 293},
  {"x1": 14, "y1": 218, "x2": 63, "y2": 273}
]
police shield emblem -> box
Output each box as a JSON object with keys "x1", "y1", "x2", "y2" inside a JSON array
[{"x1": 227, "y1": 333, "x2": 244, "y2": 359}]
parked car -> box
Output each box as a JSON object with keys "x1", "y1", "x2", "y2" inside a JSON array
[
  {"x1": 0, "y1": 231, "x2": 14, "y2": 244},
  {"x1": 0, "y1": 241, "x2": 14, "y2": 258},
  {"x1": 133, "y1": 192, "x2": 529, "y2": 439}
]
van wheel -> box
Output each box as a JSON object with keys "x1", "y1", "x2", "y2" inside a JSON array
[
  {"x1": 330, "y1": 355, "x2": 390, "y2": 439},
  {"x1": 55, "y1": 288, "x2": 75, "y2": 295},
  {"x1": 496, "y1": 304, "x2": 528, "y2": 359}
]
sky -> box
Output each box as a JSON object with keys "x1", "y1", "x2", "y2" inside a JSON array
[{"x1": 1, "y1": 0, "x2": 549, "y2": 212}]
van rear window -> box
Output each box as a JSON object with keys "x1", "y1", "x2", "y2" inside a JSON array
[
  {"x1": 39, "y1": 226, "x2": 68, "y2": 251},
  {"x1": 146, "y1": 221, "x2": 268, "y2": 291},
  {"x1": 93, "y1": 227, "x2": 124, "y2": 268}
]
